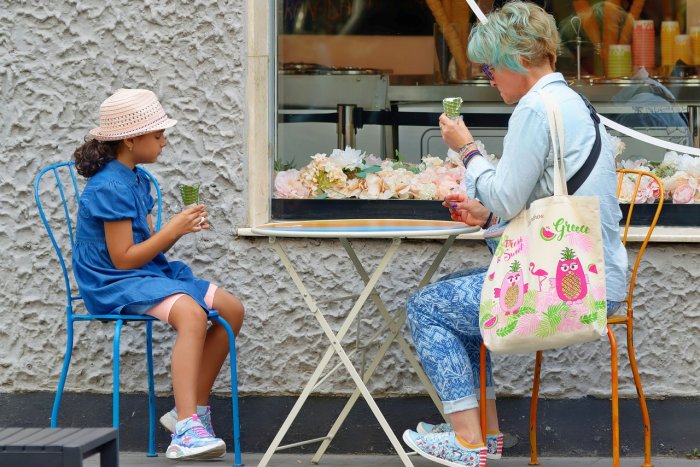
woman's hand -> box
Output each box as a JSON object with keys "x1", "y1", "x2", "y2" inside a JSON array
[
  {"x1": 443, "y1": 192, "x2": 491, "y2": 227},
  {"x1": 164, "y1": 204, "x2": 209, "y2": 238},
  {"x1": 439, "y1": 113, "x2": 476, "y2": 152}
]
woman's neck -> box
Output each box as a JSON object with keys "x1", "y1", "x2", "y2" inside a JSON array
[{"x1": 525, "y1": 63, "x2": 556, "y2": 89}]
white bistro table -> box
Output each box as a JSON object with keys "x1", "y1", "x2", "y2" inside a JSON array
[{"x1": 252, "y1": 219, "x2": 478, "y2": 467}]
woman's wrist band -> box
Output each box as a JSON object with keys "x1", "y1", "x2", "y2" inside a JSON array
[
  {"x1": 461, "y1": 149, "x2": 481, "y2": 169},
  {"x1": 482, "y1": 211, "x2": 494, "y2": 229},
  {"x1": 456, "y1": 141, "x2": 476, "y2": 154}
]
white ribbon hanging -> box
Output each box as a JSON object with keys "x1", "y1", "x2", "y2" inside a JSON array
[
  {"x1": 466, "y1": 0, "x2": 489, "y2": 23},
  {"x1": 463, "y1": 0, "x2": 700, "y2": 157}
]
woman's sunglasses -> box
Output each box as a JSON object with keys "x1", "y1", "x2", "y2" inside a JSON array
[{"x1": 481, "y1": 64, "x2": 495, "y2": 81}]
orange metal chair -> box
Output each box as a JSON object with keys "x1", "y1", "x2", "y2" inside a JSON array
[{"x1": 479, "y1": 169, "x2": 664, "y2": 467}]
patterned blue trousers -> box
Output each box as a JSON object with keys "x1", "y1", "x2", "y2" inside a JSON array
[
  {"x1": 406, "y1": 266, "x2": 494, "y2": 414},
  {"x1": 406, "y1": 266, "x2": 623, "y2": 414}
]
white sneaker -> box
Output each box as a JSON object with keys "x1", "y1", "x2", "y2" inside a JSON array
[
  {"x1": 417, "y1": 422, "x2": 503, "y2": 459},
  {"x1": 165, "y1": 414, "x2": 226, "y2": 460},
  {"x1": 159, "y1": 408, "x2": 178, "y2": 433},
  {"x1": 161, "y1": 406, "x2": 215, "y2": 436}
]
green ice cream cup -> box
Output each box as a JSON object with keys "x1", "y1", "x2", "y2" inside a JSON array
[
  {"x1": 442, "y1": 97, "x2": 463, "y2": 120},
  {"x1": 179, "y1": 183, "x2": 200, "y2": 206}
]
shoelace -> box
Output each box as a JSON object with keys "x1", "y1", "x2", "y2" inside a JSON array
[{"x1": 190, "y1": 424, "x2": 212, "y2": 438}]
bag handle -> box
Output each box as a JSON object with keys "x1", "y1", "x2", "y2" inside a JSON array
[{"x1": 537, "y1": 91, "x2": 568, "y2": 196}]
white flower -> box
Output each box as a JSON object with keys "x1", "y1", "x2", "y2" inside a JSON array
[
  {"x1": 619, "y1": 158, "x2": 651, "y2": 172},
  {"x1": 274, "y1": 169, "x2": 311, "y2": 199},
  {"x1": 364, "y1": 154, "x2": 383, "y2": 167},
  {"x1": 329, "y1": 146, "x2": 365, "y2": 171},
  {"x1": 421, "y1": 156, "x2": 444, "y2": 168},
  {"x1": 445, "y1": 149, "x2": 462, "y2": 166},
  {"x1": 610, "y1": 136, "x2": 626, "y2": 159},
  {"x1": 409, "y1": 179, "x2": 438, "y2": 200},
  {"x1": 359, "y1": 173, "x2": 384, "y2": 199},
  {"x1": 381, "y1": 167, "x2": 413, "y2": 199},
  {"x1": 663, "y1": 151, "x2": 700, "y2": 177}
]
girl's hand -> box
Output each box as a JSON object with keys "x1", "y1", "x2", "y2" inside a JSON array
[
  {"x1": 439, "y1": 113, "x2": 475, "y2": 151},
  {"x1": 443, "y1": 193, "x2": 491, "y2": 227},
  {"x1": 164, "y1": 204, "x2": 209, "y2": 238}
]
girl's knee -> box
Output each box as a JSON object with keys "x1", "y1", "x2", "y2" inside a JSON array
[
  {"x1": 212, "y1": 289, "x2": 245, "y2": 335},
  {"x1": 214, "y1": 289, "x2": 244, "y2": 317},
  {"x1": 169, "y1": 296, "x2": 208, "y2": 334}
]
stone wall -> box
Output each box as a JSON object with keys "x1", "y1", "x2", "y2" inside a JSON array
[{"x1": 1, "y1": 1, "x2": 698, "y2": 402}]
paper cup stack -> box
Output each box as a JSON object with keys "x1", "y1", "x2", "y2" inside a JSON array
[
  {"x1": 632, "y1": 20, "x2": 655, "y2": 71},
  {"x1": 442, "y1": 97, "x2": 462, "y2": 120},
  {"x1": 674, "y1": 34, "x2": 692, "y2": 64},
  {"x1": 691, "y1": 27, "x2": 700, "y2": 65},
  {"x1": 608, "y1": 44, "x2": 632, "y2": 78},
  {"x1": 661, "y1": 21, "x2": 681, "y2": 66},
  {"x1": 179, "y1": 183, "x2": 200, "y2": 206}
]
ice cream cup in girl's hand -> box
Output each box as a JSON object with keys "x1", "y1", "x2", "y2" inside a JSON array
[
  {"x1": 179, "y1": 183, "x2": 200, "y2": 207},
  {"x1": 443, "y1": 97, "x2": 463, "y2": 121}
]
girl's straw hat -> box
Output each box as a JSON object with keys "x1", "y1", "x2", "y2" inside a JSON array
[{"x1": 90, "y1": 88, "x2": 177, "y2": 141}]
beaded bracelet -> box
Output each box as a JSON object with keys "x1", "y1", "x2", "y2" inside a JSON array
[
  {"x1": 456, "y1": 141, "x2": 476, "y2": 155},
  {"x1": 461, "y1": 149, "x2": 481, "y2": 169},
  {"x1": 482, "y1": 211, "x2": 494, "y2": 229}
]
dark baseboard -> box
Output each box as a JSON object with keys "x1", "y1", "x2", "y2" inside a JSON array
[{"x1": 1, "y1": 393, "x2": 698, "y2": 457}]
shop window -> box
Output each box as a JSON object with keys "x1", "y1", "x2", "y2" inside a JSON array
[{"x1": 263, "y1": 0, "x2": 700, "y2": 226}]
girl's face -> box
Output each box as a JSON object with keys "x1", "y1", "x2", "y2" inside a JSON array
[{"x1": 131, "y1": 130, "x2": 167, "y2": 163}]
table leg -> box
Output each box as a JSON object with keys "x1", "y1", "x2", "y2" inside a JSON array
[
  {"x1": 259, "y1": 238, "x2": 413, "y2": 467},
  {"x1": 310, "y1": 237, "x2": 455, "y2": 462},
  {"x1": 343, "y1": 236, "x2": 455, "y2": 412}
]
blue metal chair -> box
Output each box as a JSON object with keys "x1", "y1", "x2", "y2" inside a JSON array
[{"x1": 34, "y1": 161, "x2": 242, "y2": 466}]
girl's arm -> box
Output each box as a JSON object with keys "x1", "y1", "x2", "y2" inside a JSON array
[
  {"x1": 147, "y1": 214, "x2": 178, "y2": 253},
  {"x1": 105, "y1": 204, "x2": 207, "y2": 270}
]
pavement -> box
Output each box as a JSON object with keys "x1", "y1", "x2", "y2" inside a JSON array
[{"x1": 84, "y1": 452, "x2": 700, "y2": 467}]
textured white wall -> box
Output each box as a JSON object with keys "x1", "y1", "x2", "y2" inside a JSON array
[{"x1": 1, "y1": 1, "x2": 699, "y2": 401}]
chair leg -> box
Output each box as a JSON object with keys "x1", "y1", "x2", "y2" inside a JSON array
[
  {"x1": 529, "y1": 351, "x2": 543, "y2": 466},
  {"x1": 608, "y1": 326, "x2": 620, "y2": 467},
  {"x1": 146, "y1": 320, "x2": 157, "y2": 457},
  {"x1": 211, "y1": 315, "x2": 243, "y2": 467},
  {"x1": 479, "y1": 343, "x2": 487, "y2": 440},
  {"x1": 113, "y1": 321, "x2": 123, "y2": 430},
  {"x1": 627, "y1": 322, "x2": 653, "y2": 467},
  {"x1": 51, "y1": 320, "x2": 75, "y2": 427}
]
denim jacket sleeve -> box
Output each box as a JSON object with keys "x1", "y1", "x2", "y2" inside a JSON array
[{"x1": 465, "y1": 103, "x2": 551, "y2": 221}]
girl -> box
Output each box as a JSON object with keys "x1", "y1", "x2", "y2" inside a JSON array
[{"x1": 72, "y1": 88, "x2": 245, "y2": 460}]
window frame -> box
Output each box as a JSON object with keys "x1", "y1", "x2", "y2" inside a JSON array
[{"x1": 246, "y1": 0, "x2": 274, "y2": 228}]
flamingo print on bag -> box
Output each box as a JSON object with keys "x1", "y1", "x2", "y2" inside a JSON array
[
  {"x1": 494, "y1": 260, "x2": 528, "y2": 315},
  {"x1": 529, "y1": 262, "x2": 548, "y2": 291},
  {"x1": 555, "y1": 247, "x2": 588, "y2": 304}
]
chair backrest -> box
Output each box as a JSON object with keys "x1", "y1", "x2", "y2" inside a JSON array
[
  {"x1": 615, "y1": 168, "x2": 664, "y2": 304},
  {"x1": 34, "y1": 161, "x2": 162, "y2": 315}
]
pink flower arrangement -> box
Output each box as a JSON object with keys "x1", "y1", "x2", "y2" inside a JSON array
[
  {"x1": 618, "y1": 150, "x2": 700, "y2": 204},
  {"x1": 273, "y1": 146, "x2": 479, "y2": 200}
]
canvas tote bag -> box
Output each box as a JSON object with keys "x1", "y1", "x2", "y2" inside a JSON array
[{"x1": 479, "y1": 91, "x2": 608, "y2": 354}]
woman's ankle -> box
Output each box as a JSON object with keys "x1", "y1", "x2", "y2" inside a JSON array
[{"x1": 455, "y1": 430, "x2": 483, "y2": 446}]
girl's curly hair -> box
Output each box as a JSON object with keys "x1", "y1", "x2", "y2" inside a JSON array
[{"x1": 73, "y1": 139, "x2": 119, "y2": 177}]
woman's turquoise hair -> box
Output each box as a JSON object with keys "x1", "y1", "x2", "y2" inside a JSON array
[{"x1": 468, "y1": 1, "x2": 560, "y2": 74}]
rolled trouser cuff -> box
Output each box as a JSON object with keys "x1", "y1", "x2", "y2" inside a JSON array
[{"x1": 443, "y1": 387, "x2": 496, "y2": 414}]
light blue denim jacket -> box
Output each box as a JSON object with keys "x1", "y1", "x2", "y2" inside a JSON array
[{"x1": 467, "y1": 72, "x2": 628, "y2": 302}]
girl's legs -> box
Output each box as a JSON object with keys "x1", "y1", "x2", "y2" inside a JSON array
[
  {"x1": 196, "y1": 287, "x2": 245, "y2": 405},
  {"x1": 406, "y1": 267, "x2": 498, "y2": 445},
  {"x1": 167, "y1": 295, "x2": 210, "y2": 421}
]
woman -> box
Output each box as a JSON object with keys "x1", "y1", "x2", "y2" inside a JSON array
[{"x1": 402, "y1": 3, "x2": 628, "y2": 466}]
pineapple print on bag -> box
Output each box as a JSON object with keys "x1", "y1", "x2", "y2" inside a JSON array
[
  {"x1": 555, "y1": 247, "x2": 588, "y2": 304},
  {"x1": 494, "y1": 260, "x2": 528, "y2": 316}
]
